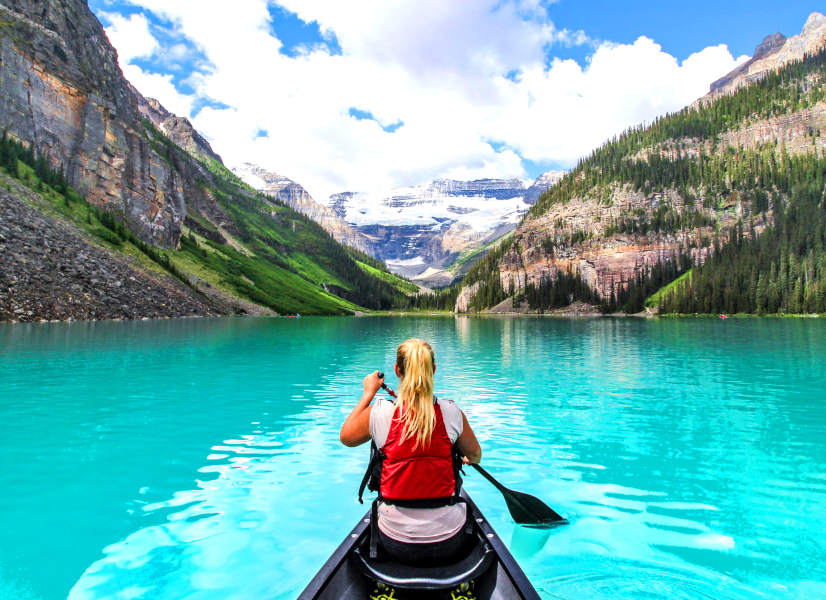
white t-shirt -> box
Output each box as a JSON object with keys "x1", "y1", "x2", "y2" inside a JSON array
[{"x1": 369, "y1": 397, "x2": 467, "y2": 544}]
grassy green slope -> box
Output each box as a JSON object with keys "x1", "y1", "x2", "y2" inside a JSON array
[
  {"x1": 193, "y1": 158, "x2": 408, "y2": 312},
  {"x1": 645, "y1": 269, "x2": 694, "y2": 309},
  {"x1": 355, "y1": 260, "x2": 419, "y2": 294}
]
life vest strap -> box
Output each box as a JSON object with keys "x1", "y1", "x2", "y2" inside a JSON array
[
  {"x1": 377, "y1": 495, "x2": 466, "y2": 509},
  {"x1": 358, "y1": 441, "x2": 384, "y2": 504}
]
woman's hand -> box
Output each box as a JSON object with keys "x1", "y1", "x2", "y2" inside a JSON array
[
  {"x1": 363, "y1": 371, "x2": 384, "y2": 396},
  {"x1": 340, "y1": 371, "x2": 383, "y2": 447}
]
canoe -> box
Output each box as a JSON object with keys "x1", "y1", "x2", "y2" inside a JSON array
[{"x1": 298, "y1": 490, "x2": 541, "y2": 600}]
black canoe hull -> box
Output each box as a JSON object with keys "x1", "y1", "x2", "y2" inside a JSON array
[{"x1": 298, "y1": 491, "x2": 541, "y2": 600}]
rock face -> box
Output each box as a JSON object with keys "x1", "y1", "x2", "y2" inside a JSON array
[
  {"x1": 0, "y1": 0, "x2": 191, "y2": 248},
  {"x1": 497, "y1": 187, "x2": 758, "y2": 301},
  {"x1": 717, "y1": 101, "x2": 826, "y2": 154},
  {"x1": 133, "y1": 89, "x2": 223, "y2": 164},
  {"x1": 232, "y1": 163, "x2": 370, "y2": 253},
  {"x1": 453, "y1": 281, "x2": 481, "y2": 313},
  {"x1": 705, "y1": 12, "x2": 826, "y2": 99},
  {"x1": 328, "y1": 172, "x2": 563, "y2": 279}
]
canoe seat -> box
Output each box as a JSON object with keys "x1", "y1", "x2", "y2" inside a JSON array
[{"x1": 354, "y1": 537, "x2": 495, "y2": 590}]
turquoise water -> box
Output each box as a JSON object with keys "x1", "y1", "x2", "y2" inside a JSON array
[{"x1": 1, "y1": 316, "x2": 825, "y2": 600}]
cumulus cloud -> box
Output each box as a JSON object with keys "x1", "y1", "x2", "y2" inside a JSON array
[
  {"x1": 102, "y1": 12, "x2": 158, "y2": 63},
  {"x1": 99, "y1": 1, "x2": 748, "y2": 202}
]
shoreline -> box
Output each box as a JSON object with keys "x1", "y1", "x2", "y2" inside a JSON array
[{"x1": 1, "y1": 309, "x2": 822, "y2": 325}]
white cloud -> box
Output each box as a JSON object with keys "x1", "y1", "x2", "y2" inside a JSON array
[
  {"x1": 102, "y1": 1, "x2": 749, "y2": 203},
  {"x1": 122, "y1": 65, "x2": 195, "y2": 117},
  {"x1": 102, "y1": 12, "x2": 157, "y2": 64}
]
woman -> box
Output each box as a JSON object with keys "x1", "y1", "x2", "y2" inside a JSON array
[{"x1": 340, "y1": 338, "x2": 482, "y2": 565}]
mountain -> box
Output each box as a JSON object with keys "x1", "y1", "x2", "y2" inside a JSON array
[
  {"x1": 232, "y1": 163, "x2": 371, "y2": 253},
  {"x1": 327, "y1": 173, "x2": 563, "y2": 286},
  {"x1": 525, "y1": 171, "x2": 566, "y2": 204},
  {"x1": 0, "y1": 0, "x2": 413, "y2": 320},
  {"x1": 455, "y1": 12, "x2": 826, "y2": 314},
  {"x1": 133, "y1": 88, "x2": 223, "y2": 164},
  {"x1": 706, "y1": 13, "x2": 826, "y2": 99}
]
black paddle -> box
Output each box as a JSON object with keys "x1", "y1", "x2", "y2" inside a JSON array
[
  {"x1": 376, "y1": 373, "x2": 567, "y2": 527},
  {"x1": 469, "y1": 463, "x2": 566, "y2": 526}
]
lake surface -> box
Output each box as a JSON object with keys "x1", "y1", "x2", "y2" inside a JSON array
[{"x1": 1, "y1": 316, "x2": 824, "y2": 600}]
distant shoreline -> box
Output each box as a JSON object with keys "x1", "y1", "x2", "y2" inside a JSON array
[{"x1": 1, "y1": 310, "x2": 822, "y2": 325}]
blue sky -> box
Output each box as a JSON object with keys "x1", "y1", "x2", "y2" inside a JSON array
[
  {"x1": 89, "y1": 0, "x2": 821, "y2": 198},
  {"x1": 544, "y1": 0, "x2": 823, "y2": 63}
]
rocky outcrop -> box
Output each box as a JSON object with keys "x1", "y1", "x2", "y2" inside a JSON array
[
  {"x1": 496, "y1": 185, "x2": 757, "y2": 300},
  {"x1": 232, "y1": 163, "x2": 371, "y2": 253},
  {"x1": 717, "y1": 101, "x2": 826, "y2": 154},
  {"x1": 133, "y1": 88, "x2": 223, "y2": 164},
  {"x1": 453, "y1": 281, "x2": 481, "y2": 313},
  {"x1": 0, "y1": 0, "x2": 193, "y2": 248},
  {"x1": 704, "y1": 12, "x2": 826, "y2": 99},
  {"x1": 0, "y1": 176, "x2": 221, "y2": 322}
]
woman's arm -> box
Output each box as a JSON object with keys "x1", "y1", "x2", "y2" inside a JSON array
[
  {"x1": 456, "y1": 411, "x2": 482, "y2": 464},
  {"x1": 340, "y1": 371, "x2": 382, "y2": 447}
]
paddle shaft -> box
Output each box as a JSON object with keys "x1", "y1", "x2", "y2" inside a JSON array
[{"x1": 469, "y1": 463, "x2": 509, "y2": 493}]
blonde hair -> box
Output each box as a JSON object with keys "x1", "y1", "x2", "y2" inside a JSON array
[{"x1": 395, "y1": 338, "x2": 436, "y2": 449}]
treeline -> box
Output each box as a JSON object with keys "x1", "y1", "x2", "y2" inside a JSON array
[
  {"x1": 406, "y1": 285, "x2": 460, "y2": 311},
  {"x1": 0, "y1": 132, "x2": 72, "y2": 194},
  {"x1": 522, "y1": 270, "x2": 600, "y2": 311},
  {"x1": 657, "y1": 184, "x2": 826, "y2": 314},
  {"x1": 530, "y1": 46, "x2": 826, "y2": 217},
  {"x1": 603, "y1": 205, "x2": 716, "y2": 236},
  {"x1": 533, "y1": 144, "x2": 825, "y2": 217}
]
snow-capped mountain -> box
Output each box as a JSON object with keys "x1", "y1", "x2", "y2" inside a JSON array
[
  {"x1": 327, "y1": 173, "x2": 564, "y2": 283},
  {"x1": 525, "y1": 171, "x2": 566, "y2": 204}
]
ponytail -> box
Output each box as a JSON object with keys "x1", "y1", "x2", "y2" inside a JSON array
[{"x1": 395, "y1": 338, "x2": 436, "y2": 449}]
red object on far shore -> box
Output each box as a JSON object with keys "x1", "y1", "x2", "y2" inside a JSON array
[{"x1": 720, "y1": 315, "x2": 728, "y2": 319}]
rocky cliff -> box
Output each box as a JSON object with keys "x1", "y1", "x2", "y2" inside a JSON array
[
  {"x1": 497, "y1": 187, "x2": 746, "y2": 301},
  {"x1": 0, "y1": 0, "x2": 192, "y2": 247},
  {"x1": 233, "y1": 163, "x2": 371, "y2": 253},
  {"x1": 133, "y1": 88, "x2": 223, "y2": 164}
]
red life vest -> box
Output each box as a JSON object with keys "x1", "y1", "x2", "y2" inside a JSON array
[{"x1": 379, "y1": 402, "x2": 456, "y2": 502}]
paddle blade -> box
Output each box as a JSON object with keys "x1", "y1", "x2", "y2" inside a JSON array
[{"x1": 502, "y1": 487, "x2": 567, "y2": 526}]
